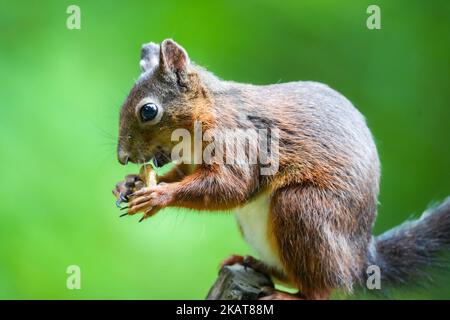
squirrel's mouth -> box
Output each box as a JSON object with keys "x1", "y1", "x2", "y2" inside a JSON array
[{"x1": 151, "y1": 149, "x2": 171, "y2": 168}]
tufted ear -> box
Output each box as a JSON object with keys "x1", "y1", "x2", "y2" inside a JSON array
[
  {"x1": 140, "y1": 42, "x2": 160, "y2": 72},
  {"x1": 159, "y1": 39, "x2": 190, "y2": 89}
]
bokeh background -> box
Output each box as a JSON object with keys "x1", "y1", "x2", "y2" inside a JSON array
[{"x1": 0, "y1": 0, "x2": 449, "y2": 299}]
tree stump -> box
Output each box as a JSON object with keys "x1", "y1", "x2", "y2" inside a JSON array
[{"x1": 206, "y1": 264, "x2": 274, "y2": 300}]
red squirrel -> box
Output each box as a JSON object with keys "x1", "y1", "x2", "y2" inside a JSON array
[{"x1": 113, "y1": 39, "x2": 450, "y2": 299}]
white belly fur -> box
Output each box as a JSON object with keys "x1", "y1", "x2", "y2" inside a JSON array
[{"x1": 235, "y1": 193, "x2": 283, "y2": 271}]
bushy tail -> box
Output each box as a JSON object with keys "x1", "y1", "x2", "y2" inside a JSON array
[{"x1": 369, "y1": 197, "x2": 450, "y2": 287}]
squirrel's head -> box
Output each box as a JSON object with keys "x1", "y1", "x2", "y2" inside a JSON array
[{"x1": 117, "y1": 39, "x2": 210, "y2": 166}]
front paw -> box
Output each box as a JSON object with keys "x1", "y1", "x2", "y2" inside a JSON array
[
  {"x1": 127, "y1": 183, "x2": 178, "y2": 215},
  {"x1": 112, "y1": 174, "x2": 145, "y2": 206}
]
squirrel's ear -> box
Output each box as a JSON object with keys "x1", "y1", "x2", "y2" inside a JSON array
[
  {"x1": 140, "y1": 42, "x2": 160, "y2": 72},
  {"x1": 159, "y1": 39, "x2": 190, "y2": 89}
]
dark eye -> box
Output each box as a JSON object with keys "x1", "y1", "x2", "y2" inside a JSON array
[{"x1": 140, "y1": 103, "x2": 158, "y2": 122}]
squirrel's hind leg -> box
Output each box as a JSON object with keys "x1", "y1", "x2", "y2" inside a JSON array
[{"x1": 270, "y1": 184, "x2": 364, "y2": 300}]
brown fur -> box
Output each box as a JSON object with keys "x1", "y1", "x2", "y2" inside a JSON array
[
  {"x1": 118, "y1": 39, "x2": 379, "y2": 298},
  {"x1": 117, "y1": 39, "x2": 449, "y2": 299}
]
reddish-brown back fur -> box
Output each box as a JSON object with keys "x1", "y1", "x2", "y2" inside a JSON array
[{"x1": 119, "y1": 40, "x2": 381, "y2": 298}]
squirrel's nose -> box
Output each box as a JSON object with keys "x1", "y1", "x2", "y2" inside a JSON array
[{"x1": 117, "y1": 149, "x2": 129, "y2": 165}]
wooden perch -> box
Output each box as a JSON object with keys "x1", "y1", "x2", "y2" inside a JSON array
[{"x1": 206, "y1": 264, "x2": 274, "y2": 300}]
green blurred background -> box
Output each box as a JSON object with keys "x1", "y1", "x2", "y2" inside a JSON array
[{"x1": 0, "y1": 0, "x2": 449, "y2": 299}]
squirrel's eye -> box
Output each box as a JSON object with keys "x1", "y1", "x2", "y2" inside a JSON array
[{"x1": 140, "y1": 103, "x2": 158, "y2": 122}]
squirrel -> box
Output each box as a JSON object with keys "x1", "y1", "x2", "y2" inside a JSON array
[{"x1": 113, "y1": 39, "x2": 450, "y2": 300}]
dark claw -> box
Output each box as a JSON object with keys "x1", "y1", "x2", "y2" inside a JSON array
[
  {"x1": 152, "y1": 156, "x2": 158, "y2": 167},
  {"x1": 139, "y1": 215, "x2": 146, "y2": 223},
  {"x1": 119, "y1": 206, "x2": 128, "y2": 211},
  {"x1": 116, "y1": 193, "x2": 130, "y2": 206},
  {"x1": 242, "y1": 257, "x2": 251, "y2": 271},
  {"x1": 119, "y1": 212, "x2": 128, "y2": 217}
]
